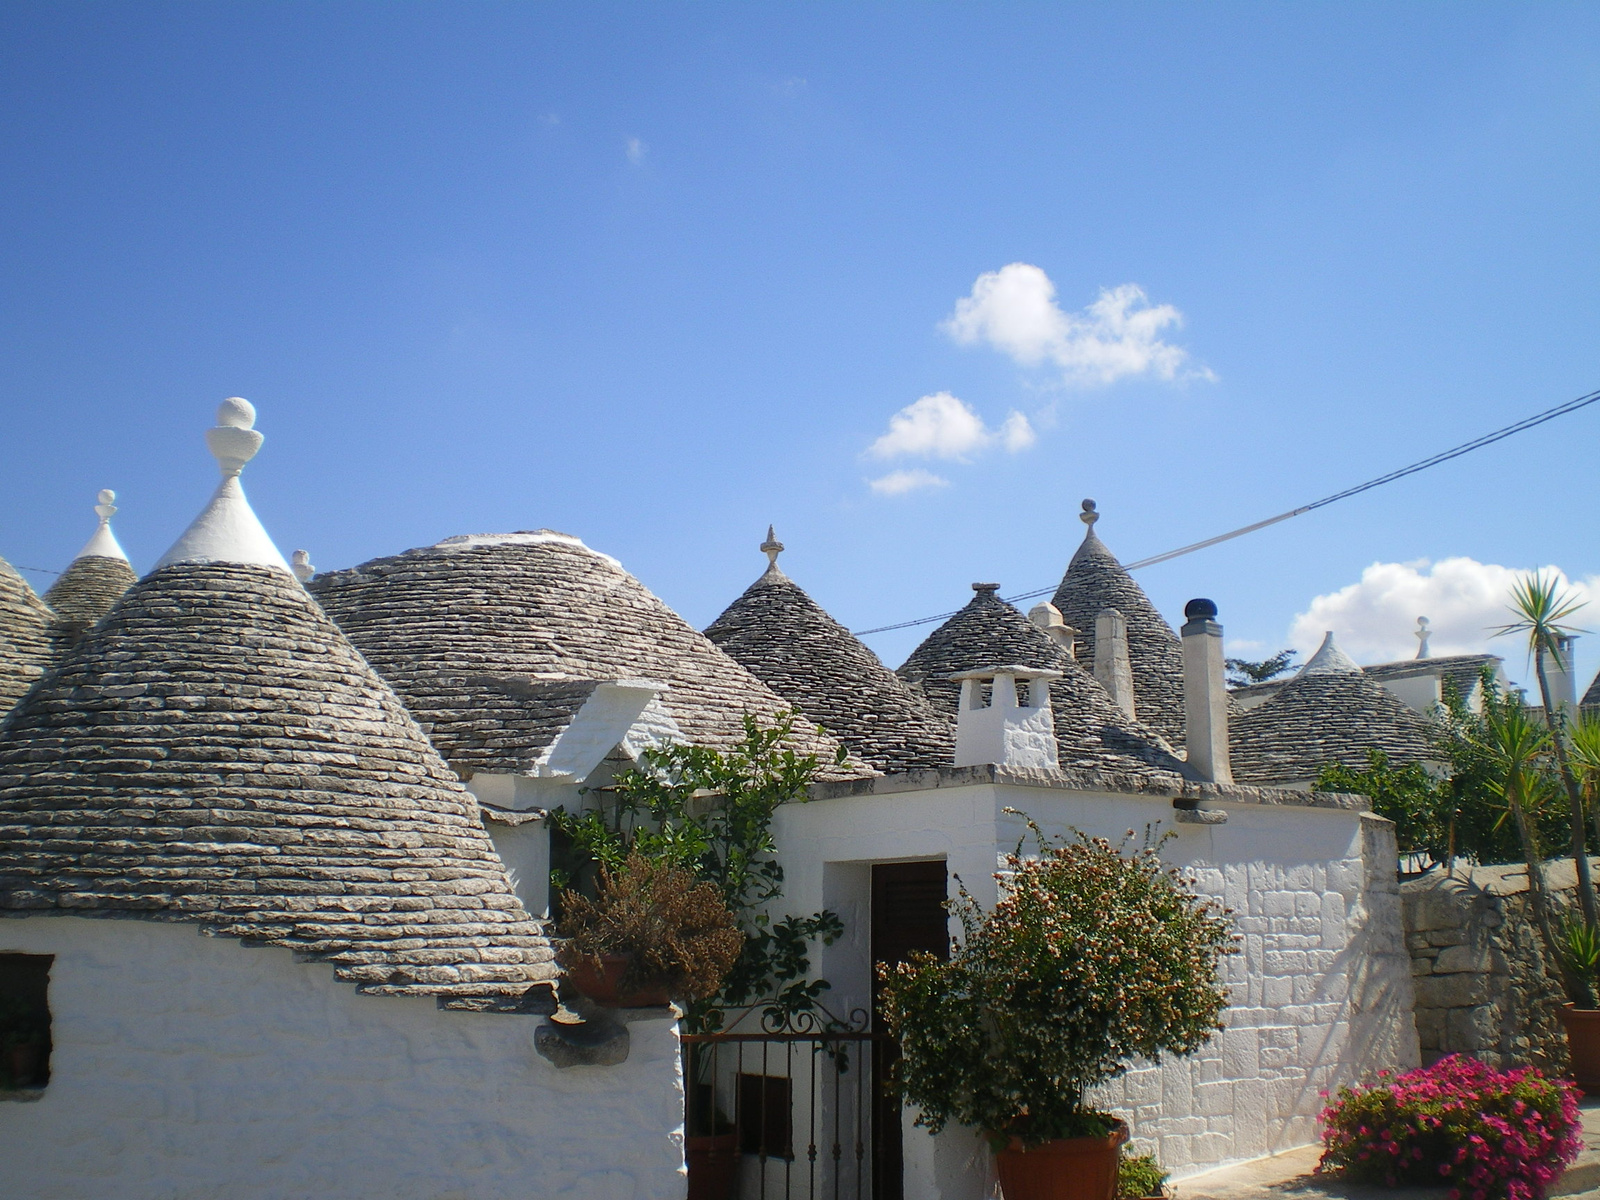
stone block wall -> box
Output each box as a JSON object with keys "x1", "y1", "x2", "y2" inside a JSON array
[{"x1": 1400, "y1": 859, "x2": 1589, "y2": 1072}]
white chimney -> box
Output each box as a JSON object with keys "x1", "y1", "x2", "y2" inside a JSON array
[
  {"x1": 950, "y1": 665, "x2": 1063, "y2": 770},
  {"x1": 1181, "y1": 598, "x2": 1232, "y2": 784},
  {"x1": 1093, "y1": 608, "x2": 1136, "y2": 720},
  {"x1": 1028, "y1": 601, "x2": 1078, "y2": 659}
]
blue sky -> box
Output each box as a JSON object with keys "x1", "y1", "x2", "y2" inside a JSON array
[{"x1": 2, "y1": 3, "x2": 1598, "y2": 685}]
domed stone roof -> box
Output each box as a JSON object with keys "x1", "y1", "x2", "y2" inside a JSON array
[
  {"x1": 0, "y1": 556, "x2": 55, "y2": 718},
  {"x1": 309, "y1": 531, "x2": 859, "y2": 778},
  {"x1": 1230, "y1": 632, "x2": 1438, "y2": 784},
  {"x1": 705, "y1": 535, "x2": 953, "y2": 773},
  {"x1": 898, "y1": 583, "x2": 1190, "y2": 781},
  {"x1": 1050, "y1": 502, "x2": 1188, "y2": 744},
  {"x1": 0, "y1": 402, "x2": 556, "y2": 1003}
]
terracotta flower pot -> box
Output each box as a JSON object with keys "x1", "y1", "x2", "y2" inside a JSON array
[
  {"x1": 1559, "y1": 1004, "x2": 1600, "y2": 1094},
  {"x1": 566, "y1": 953, "x2": 672, "y2": 1007},
  {"x1": 994, "y1": 1121, "x2": 1130, "y2": 1200},
  {"x1": 685, "y1": 1131, "x2": 739, "y2": 1200}
]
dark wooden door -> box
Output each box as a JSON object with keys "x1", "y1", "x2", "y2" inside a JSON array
[{"x1": 871, "y1": 860, "x2": 949, "y2": 1200}]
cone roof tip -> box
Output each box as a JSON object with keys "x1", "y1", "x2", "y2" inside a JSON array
[
  {"x1": 760, "y1": 525, "x2": 785, "y2": 576},
  {"x1": 1299, "y1": 631, "x2": 1362, "y2": 677},
  {"x1": 73, "y1": 487, "x2": 129, "y2": 563},
  {"x1": 153, "y1": 398, "x2": 292, "y2": 576}
]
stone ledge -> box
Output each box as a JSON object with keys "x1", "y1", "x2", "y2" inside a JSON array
[{"x1": 809, "y1": 763, "x2": 1368, "y2": 812}]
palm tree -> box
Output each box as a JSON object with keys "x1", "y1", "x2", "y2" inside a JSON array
[
  {"x1": 1481, "y1": 700, "x2": 1588, "y2": 1002},
  {"x1": 1493, "y1": 573, "x2": 1597, "y2": 932}
]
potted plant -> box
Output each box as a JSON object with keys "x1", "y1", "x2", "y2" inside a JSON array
[
  {"x1": 878, "y1": 817, "x2": 1236, "y2": 1200},
  {"x1": 556, "y1": 850, "x2": 744, "y2": 1008}
]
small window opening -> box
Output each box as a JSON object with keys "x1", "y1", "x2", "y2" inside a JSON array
[
  {"x1": 737, "y1": 1072, "x2": 793, "y2": 1159},
  {"x1": 0, "y1": 953, "x2": 53, "y2": 1094}
]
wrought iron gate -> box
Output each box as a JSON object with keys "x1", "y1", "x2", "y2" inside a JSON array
[{"x1": 683, "y1": 1018, "x2": 892, "y2": 1200}]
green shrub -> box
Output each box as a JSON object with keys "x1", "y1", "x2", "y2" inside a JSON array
[{"x1": 878, "y1": 817, "x2": 1236, "y2": 1148}]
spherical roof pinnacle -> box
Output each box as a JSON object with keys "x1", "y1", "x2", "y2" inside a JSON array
[
  {"x1": 205, "y1": 397, "x2": 264, "y2": 478},
  {"x1": 1080, "y1": 498, "x2": 1099, "y2": 530}
]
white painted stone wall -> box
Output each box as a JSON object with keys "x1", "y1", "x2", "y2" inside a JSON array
[
  {"x1": 774, "y1": 778, "x2": 1419, "y2": 1199},
  {"x1": 0, "y1": 916, "x2": 686, "y2": 1200}
]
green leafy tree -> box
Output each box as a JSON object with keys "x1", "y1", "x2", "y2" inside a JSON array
[
  {"x1": 1314, "y1": 751, "x2": 1450, "y2": 864},
  {"x1": 1225, "y1": 649, "x2": 1299, "y2": 689},
  {"x1": 549, "y1": 713, "x2": 845, "y2": 1031}
]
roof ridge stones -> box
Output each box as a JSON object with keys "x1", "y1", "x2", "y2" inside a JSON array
[
  {"x1": 308, "y1": 534, "x2": 862, "y2": 779},
  {"x1": 897, "y1": 583, "x2": 1192, "y2": 781},
  {"x1": 1230, "y1": 661, "x2": 1438, "y2": 784},
  {"x1": 1049, "y1": 503, "x2": 1188, "y2": 745},
  {"x1": 0, "y1": 556, "x2": 54, "y2": 717},
  {"x1": 705, "y1": 553, "x2": 954, "y2": 773},
  {"x1": 0, "y1": 561, "x2": 557, "y2": 1002}
]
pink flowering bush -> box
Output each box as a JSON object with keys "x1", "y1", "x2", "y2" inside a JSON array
[{"x1": 1318, "y1": 1056, "x2": 1581, "y2": 1200}]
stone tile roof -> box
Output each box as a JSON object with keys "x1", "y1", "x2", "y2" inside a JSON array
[
  {"x1": 0, "y1": 557, "x2": 55, "y2": 718},
  {"x1": 1365, "y1": 654, "x2": 1505, "y2": 705},
  {"x1": 0, "y1": 562, "x2": 557, "y2": 1002},
  {"x1": 308, "y1": 532, "x2": 859, "y2": 778},
  {"x1": 705, "y1": 563, "x2": 954, "y2": 773},
  {"x1": 1230, "y1": 646, "x2": 1439, "y2": 784},
  {"x1": 43, "y1": 556, "x2": 138, "y2": 641},
  {"x1": 1050, "y1": 521, "x2": 1188, "y2": 744},
  {"x1": 897, "y1": 584, "x2": 1192, "y2": 781},
  {"x1": 1585, "y1": 669, "x2": 1600, "y2": 710}
]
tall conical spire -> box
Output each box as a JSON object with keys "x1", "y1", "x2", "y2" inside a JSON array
[
  {"x1": 154, "y1": 398, "x2": 292, "y2": 575},
  {"x1": 72, "y1": 489, "x2": 129, "y2": 562},
  {"x1": 1050, "y1": 498, "x2": 1189, "y2": 744},
  {"x1": 1299, "y1": 631, "x2": 1362, "y2": 676}
]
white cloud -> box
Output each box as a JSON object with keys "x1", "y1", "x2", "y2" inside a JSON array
[
  {"x1": 866, "y1": 391, "x2": 1034, "y2": 462},
  {"x1": 942, "y1": 264, "x2": 1212, "y2": 387},
  {"x1": 1288, "y1": 557, "x2": 1600, "y2": 665},
  {"x1": 626, "y1": 137, "x2": 646, "y2": 164},
  {"x1": 868, "y1": 468, "x2": 949, "y2": 496}
]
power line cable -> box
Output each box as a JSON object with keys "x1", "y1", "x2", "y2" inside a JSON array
[{"x1": 854, "y1": 384, "x2": 1600, "y2": 637}]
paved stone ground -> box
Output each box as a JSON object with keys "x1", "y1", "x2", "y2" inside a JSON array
[{"x1": 1175, "y1": 1100, "x2": 1600, "y2": 1200}]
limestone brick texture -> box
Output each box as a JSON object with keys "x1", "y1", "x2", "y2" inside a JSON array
[
  {"x1": 0, "y1": 917, "x2": 686, "y2": 1200},
  {"x1": 1400, "y1": 858, "x2": 1597, "y2": 1071}
]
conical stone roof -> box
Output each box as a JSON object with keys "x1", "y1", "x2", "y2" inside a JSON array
[
  {"x1": 44, "y1": 489, "x2": 138, "y2": 640},
  {"x1": 705, "y1": 555, "x2": 953, "y2": 773},
  {"x1": 309, "y1": 532, "x2": 859, "y2": 778},
  {"x1": 1230, "y1": 633, "x2": 1438, "y2": 784},
  {"x1": 0, "y1": 562, "x2": 556, "y2": 1000},
  {"x1": 898, "y1": 584, "x2": 1190, "y2": 781},
  {"x1": 1050, "y1": 504, "x2": 1187, "y2": 744},
  {"x1": 0, "y1": 557, "x2": 55, "y2": 717},
  {"x1": 44, "y1": 558, "x2": 137, "y2": 639}
]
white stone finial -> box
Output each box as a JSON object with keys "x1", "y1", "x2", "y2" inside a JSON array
[
  {"x1": 760, "y1": 525, "x2": 785, "y2": 573},
  {"x1": 154, "y1": 400, "x2": 291, "y2": 575},
  {"x1": 74, "y1": 487, "x2": 129, "y2": 562},
  {"x1": 205, "y1": 397, "x2": 265, "y2": 478},
  {"x1": 1414, "y1": 616, "x2": 1432, "y2": 660},
  {"x1": 1080, "y1": 498, "x2": 1099, "y2": 530},
  {"x1": 291, "y1": 549, "x2": 316, "y2": 583}
]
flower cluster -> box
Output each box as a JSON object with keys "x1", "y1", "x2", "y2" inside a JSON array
[{"x1": 1318, "y1": 1056, "x2": 1581, "y2": 1200}]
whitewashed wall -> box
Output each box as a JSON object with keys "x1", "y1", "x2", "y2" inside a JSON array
[
  {"x1": 0, "y1": 917, "x2": 686, "y2": 1200},
  {"x1": 775, "y1": 777, "x2": 1420, "y2": 1199}
]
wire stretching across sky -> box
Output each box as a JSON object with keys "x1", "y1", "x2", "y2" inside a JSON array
[{"x1": 854, "y1": 385, "x2": 1600, "y2": 638}]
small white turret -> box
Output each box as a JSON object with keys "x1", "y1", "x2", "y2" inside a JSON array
[
  {"x1": 950, "y1": 664, "x2": 1062, "y2": 770},
  {"x1": 154, "y1": 398, "x2": 292, "y2": 574},
  {"x1": 1028, "y1": 601, "x2": 1078, "y2": 658}
]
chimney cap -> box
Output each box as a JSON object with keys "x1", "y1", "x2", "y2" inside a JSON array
[
  {"x1": 946, "y1": 664, "x2": 1064, "y2": 682},
  {"x1": 1184, "y1": 598, "x2": 1218, "y2": 620},
  {"x1": 972, "y1": 582, "x2": 1000, "y2": 594}
]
